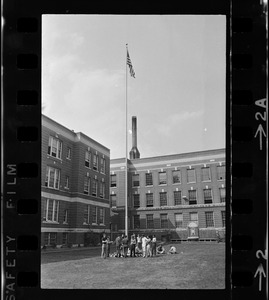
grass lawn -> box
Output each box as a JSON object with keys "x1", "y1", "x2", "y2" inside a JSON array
[{"x1": 41, "y1": 242, "x2": 225, "y2": 289}]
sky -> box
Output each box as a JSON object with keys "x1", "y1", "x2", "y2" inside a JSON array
[{"x1": 42, "y1": 15, "x2": 226, "y2": 159}]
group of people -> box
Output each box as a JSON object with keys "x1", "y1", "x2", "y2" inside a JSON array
[{"x1": 100, "y1": 233, "x2": 177, "y2": 259}]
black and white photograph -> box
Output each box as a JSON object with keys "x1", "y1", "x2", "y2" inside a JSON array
[{"x1": 41, "y1": 14, "x2": 226, "y2": 289}]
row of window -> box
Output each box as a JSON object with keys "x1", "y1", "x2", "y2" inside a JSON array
[
  {"x1": 110, "y1": 188, "x2": 225, "y2": 208},
  {"x1": 110, "y1": 165, "x2": 225, "y2": 188},
  {"x1": 43, "y1": 199, "x2": 105, "y2": 225},
  {"x1": 132, "y1": 211, "x2": 225, "y2": 229},
  {"x1": 83, "y1": 175, "x2": 106, "y2": 198},
  {"x1": 47, "y1": 136, "x2": 107, "y2": 174},
  {"x1": 45, "y1": 166, "x2": 107, "y2": 198}
]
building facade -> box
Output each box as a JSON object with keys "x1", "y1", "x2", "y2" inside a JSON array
[
  {"x1": 41, "y1": 115, "x2": 110, "y2": 248},
  {"x1": 110, "y1": 148, "x2": 226, "y2": 241}
]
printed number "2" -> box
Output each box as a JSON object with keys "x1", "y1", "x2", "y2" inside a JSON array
[
  {"x1": 255, "y1": 112, "x2": 266, "y2": 122},
  {"x1": 256, "y1": 250, "x2": 267, "y2": 260}
]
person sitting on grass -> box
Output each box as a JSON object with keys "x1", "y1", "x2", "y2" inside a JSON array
[
  {"x1": 135, "y1": 245, "x2": 143, "y2": 257},
  {"x1": 168, "y1": 245, "x2": 177, "y2": 254},
  {"x1": 156, "y1": 244, "x2": 166, "y2": 254}
]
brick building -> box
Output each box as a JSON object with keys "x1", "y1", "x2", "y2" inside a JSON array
[
  {"x1": 110, "y1": 118, "x2": 226, "y2": 241},
  {"x1": 41, "y1": 115, "x2": 110, "y2": 248}
]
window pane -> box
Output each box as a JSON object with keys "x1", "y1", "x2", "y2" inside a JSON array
[
  {"x1": 172, "y1": 170, "x2": 181, "y2": 183},
  {"x1": 132, "y1": 174, "x2": 140, "y2": 187},
  {"x1": 146, "y1": 214, "x2": 154, "y2": 229},
  {"x1": 160, "y1": 192, "x2": 167, "y2": 206},
  {"x1": 175, "y1": 213, "x2": 183, "y2": 228},
  {"x1": 133, "y1": 215, "x2": 140, "y2": 229},
  {"x1": 201, "y1": 167, "x2": 211, "y2": 181},
  {"x1": 146, "y1": 193, "x2": 153, "y2": 207},
  {"x1": 159, "y1": 172, "x2": 167, "y2": 185},
  {"x1": 217, "y1": 165, "x2": 225, "y2": 180},
  {"x1": 188, "y1": 190, "x2": 197, "y2": 205},
  {"x1": 145, "y1": 173, "x2": 153, "y2": 186},
  {"x1": 160, "y1": 214, "x2": 168, "y2": 228},
  {"x1": 133, "y1": 194, "x2": 140, "y2": 208},
  {"x1": 190, "y1": 212, "x2": 198, "y2": 225},
  {"x1": 111, "y1": 194, "x2": 117, "y2": 207},
  {"x1": 205, "y1": 212, "x2": 214, "y2": 227},
  {"x1": 110, "y1": 174, "x2": 117, "y2": 187},
  {"x1": 174, "y1": 191, "x2": 182, "y2": 205},
  {"x1": 187, "y1": 169, "x2": 196, "y2": 183},
  {"x1": 220, "y1": 188, "x2": 226, "y2": 202},
  {"x1": 204, "y1": 189, "x2": 213, "y2": 204},
  {"x1": 221, "y1": 211, "x2": 226, "y2": 227}
]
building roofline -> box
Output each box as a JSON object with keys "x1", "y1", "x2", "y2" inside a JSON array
[
  {"x1": 111, "y1": 148, "x2": 225, "y2": 163},
  {"x1": 42, "y1": 114, "x2": 110, "y2": 153}
]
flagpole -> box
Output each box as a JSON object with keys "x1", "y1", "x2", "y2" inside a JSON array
[{"x1": 125, "y1": 44, "x2": 128, "y2": 237}]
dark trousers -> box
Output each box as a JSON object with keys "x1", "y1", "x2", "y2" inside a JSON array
[
  {"x1": 123, "y1": 246, "x2": 128, "y2": 257},
  {"x1": 152, "y1": 243, "x2": 156, "y2": 256},
  {"x1": 116, "y1": 245, "x2": 121, "y2": 257},
  {"x1": 130, "y1": 244, "x2": 136, "y2": 257}
]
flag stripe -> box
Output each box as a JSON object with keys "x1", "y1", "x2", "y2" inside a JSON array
[{"x1": 127, "y1": 50, "x2": 135, "y2": 78}]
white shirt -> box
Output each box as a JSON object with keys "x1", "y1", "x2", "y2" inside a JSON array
[{"x1": 142, "y1": 237, "x2": 147, "y2": 247}]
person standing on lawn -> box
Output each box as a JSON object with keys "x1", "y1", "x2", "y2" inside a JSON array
[
  {"x1": 115, "y1": 233, "x2": 122, "y2": 257},
  {"x1": 151, "y1": 235, "x2": 157, "y2": 256},
  {"x1": 121, "y1": 235, "x2": 129, "y2": 258},
  {"x1": 130, "y1": 234, "x2": 136, "y2": 257},
  {"x1": 106, "y1": 236, "x2": 113, "y2": 257},
  {"x1": 146, "y1": 235, "x2": 152, "y2": 257},
  {"x1": 137, "y1": 234, "x2": 142, "y2": 250},
  {"x1": 141, "y1": 234, "x2": 147, "y2": 258},
  {"x1": 101, "y1": 233, "x2": 108, "y2": 259}
]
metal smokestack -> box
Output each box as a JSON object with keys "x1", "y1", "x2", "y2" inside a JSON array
[{"x1": 129, "y1": 116, "x2": 140, "y2": 159}]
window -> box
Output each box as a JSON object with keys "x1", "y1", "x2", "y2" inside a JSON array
[
  {"x1": 160, "y1": 192, "x2": 167, "y2": 206},
  {"x1": 84, "y1": 176, "x2": 90, "y2": 195},
  {"x1": 44, "y1": 233, "x2": 57, "y2": 246},
  {"x1": 83, "y1": 205, "x2": 90, "y2": 224},
  {"x1": 45, "y1": 166, "x2": 60, "y2": 189},
  {"x1": 159, "y1": 172, "x2": 167, "y2": 185},
  {"x1": 48, "y1": 136, "x2": 62, "y2": 159},
  {"x1": 205, "y1": 211, "x2": 214, "y2": 227},
  {"x1": 99, "y1": 208, "x2": 105, "y2": 225},
  {"x1": 146, "y1": 214, "x2": 154, "y2": 229},
  {"x1": 85, "y1": 151, "x2": 91, "y2": 168},
  {"x1": 92, "y1": 178, "x2": 98, "y2": 196},
  {"x1": 160, "y1": 214, "x2": 168, "y2": 228},
  {"x1": 133, "y1": 215, "x2": 140, "y2": 229},
  {"x1": 100, "y1": 157, "x2": 106, "y2": 173},
  {"x1": 189, "y1": 212, "x2": 198, "y2": 224},
  {"x1": 66, "y1": 147, "x2": 71, "y2": 160},
  {"x1": 111, "y1": 194, "x2": 117, "y2": 207},
  {"x1": 64, "y1": 175, "x2": 70, "y2": 189},
  {"x1": 219, "y1": 188, "x2": 226, "y2": 202},
  {"x1": 62, "y1": 233, "x2": 68, "y2": 245},
  {"x1": 146, "y1": 193, "x2": 154, "y2": 207},
  {"x1": 217, "y1": 165, "x2": 225, "y2": 180},
  {"x1": 93, "y1": 153, "x2": 98, "y2": 171},
  {"x1": 204, "y1": 189, "x2": 213, "y2": 204},
  {"x1": 63, "y1": 209, "x2": 68, "y2": 224},
  {"x1": 92, "y1": 206, "x2": 97, "y2": 224},
  {"x1": 174, "y1": 191, "x2": 182, "y2": 205},
  {"x1": 172, "y1": 170, "x2": 181, "y2": 184},
  {"x1": 175, "y1": 213, "x2": 183, "y2": 228},
  {"x1": 44, "y1": 199, "x2": 59, "y2": 222},
  {"x1": 221, "y1": 211, "x2": 226, "y2": 227},
  {"x1": 145, "y1": 173, "x2": 153, "y2": 186},
  {"x1": 132, "y1": 174, "x2": 140, "y2": 187},
  {"x1": 187, "y1": 168, "x2": 196, "y2": 183},
  {"x1": 99, "y1": 181, "x2": 105, "y2": 198},
  {"x1": 188, "y1": 190, "x2": 197, "y2": 205},
  {"x1": 201, "y1": 167, "x2": 211, "y2": 181},
  {"x1": 110, "y1": 174, "x2": 117, "y2": 187},
  {"x1": 133, "y1": 194, "x2": 140, "y2": 208}
]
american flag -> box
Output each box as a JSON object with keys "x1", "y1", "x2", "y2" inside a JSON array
[{"x1": 126, "y1": 49, "x2": 135, "y2": 78}]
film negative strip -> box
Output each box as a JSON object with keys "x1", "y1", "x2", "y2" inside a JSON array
[{"x1": 2, "y1": 0, "x2": 267, "y2": 299}]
